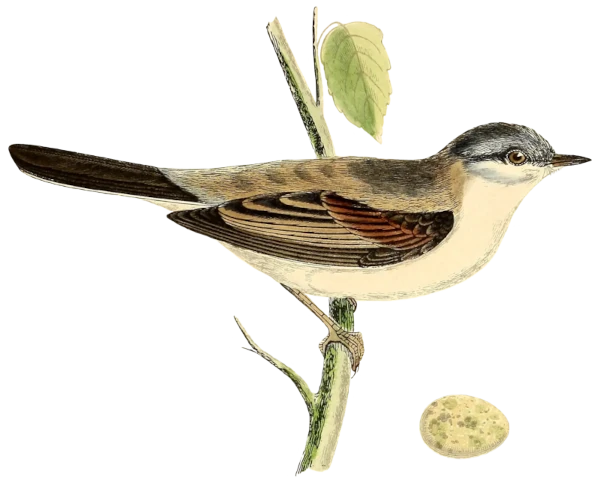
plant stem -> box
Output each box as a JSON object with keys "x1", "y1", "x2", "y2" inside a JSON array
[
  {"x1": 297, "y1": 298, "x2": 355, "y2": 473},
  {"x1": 312, "y1": 7, "x2": 323, "y2": 108},
  {"x1": 266, "y1": 11, "x2": 334, "y2": 158},
  {"x1": 267, "y1": 8, "x2": 359, "y2": 473}
]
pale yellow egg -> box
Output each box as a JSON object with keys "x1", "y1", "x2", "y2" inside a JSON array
[{"x1": 419, "y1": 395, "x2": 509, "y2": 458}]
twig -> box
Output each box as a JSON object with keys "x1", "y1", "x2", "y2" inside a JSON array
[
  {"x1": 312, "y1": 7, "x2": 323, "y2": 108},
  {"x1": 234, "y1": 316, "x2": 314, "y2": 412}
]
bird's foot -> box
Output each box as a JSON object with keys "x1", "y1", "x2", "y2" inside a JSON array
[{"x1": 319, "y1": 328, "x2": 364, "y2": 372}]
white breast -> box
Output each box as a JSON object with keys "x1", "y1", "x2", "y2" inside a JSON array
[{"x1": 222, "y1": 176, "x2": 539, "y2": 301}]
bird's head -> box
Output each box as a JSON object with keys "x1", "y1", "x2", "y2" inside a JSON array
[{"x1": 443, "y1": 122, "x2": 590, "y2": 186}]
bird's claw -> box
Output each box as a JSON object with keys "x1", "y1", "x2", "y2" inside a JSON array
[{"x1": 319, "y1": 329, "x2": 364, "y2": 372}]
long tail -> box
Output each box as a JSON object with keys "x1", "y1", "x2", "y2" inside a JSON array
[{"x1": 9, "y1": 144, "x2": 199, "y2": 204}]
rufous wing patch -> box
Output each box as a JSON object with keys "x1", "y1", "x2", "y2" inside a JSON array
[{"x1": 321, "y1": 193, "x2": 453, "y2": 255}]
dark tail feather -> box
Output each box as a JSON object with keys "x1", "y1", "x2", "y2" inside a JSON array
[{"x1": 9, "y1": 144, "x2": 198, "y2": 202}]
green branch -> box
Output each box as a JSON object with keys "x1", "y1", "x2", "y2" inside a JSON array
[
  {"x1": 234, "y1": 316, "x2": 314, "y2": 413},
  {"x1": 297, "y1": 298, "x2": 355, "y2": 473},
  {"x1": 265, "y1": 7, "x2": 360, "y2": 473},
  {"x1": 267, "y1": 9, "x2": 334, "y2": 158}
]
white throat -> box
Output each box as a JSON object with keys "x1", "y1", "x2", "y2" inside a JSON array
[{"x1": 446, "y1": 167, "x2": 544, "y2": 279}]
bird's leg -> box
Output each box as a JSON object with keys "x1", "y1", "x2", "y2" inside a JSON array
[{"x1": 281, "y1": 285, "x2": 364, "y2": 371}]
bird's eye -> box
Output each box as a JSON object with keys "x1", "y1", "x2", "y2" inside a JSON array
[{"x1": 507, "y1": 151, "x2": 527, "y2": 165}]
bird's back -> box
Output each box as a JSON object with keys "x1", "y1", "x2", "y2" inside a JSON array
[{"x1": 162, "y1": 155, "x2": 464, "y2": 212}]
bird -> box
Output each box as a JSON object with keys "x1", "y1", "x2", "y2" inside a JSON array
[{"x1": 9, "y1": 122, "x2": 590, "y2": 304}]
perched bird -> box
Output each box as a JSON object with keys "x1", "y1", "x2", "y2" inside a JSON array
[{"x1": 9, "y1": 122, "x2": 590, "y2": 302}]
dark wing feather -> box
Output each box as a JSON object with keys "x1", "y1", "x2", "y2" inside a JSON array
[{"x1": 168, "y1": 192, "x2": 453, "y2": 267}]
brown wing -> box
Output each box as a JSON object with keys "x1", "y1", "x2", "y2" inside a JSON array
[{"x1": 167, "y1": 192, "x2": 453, "y2": 267}]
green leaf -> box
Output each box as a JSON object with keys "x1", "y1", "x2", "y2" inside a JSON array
[{"x1": 320, "y1": 22, "x2": 392, "y2": 143}]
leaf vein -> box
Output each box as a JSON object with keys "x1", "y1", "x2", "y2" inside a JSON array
[{"x1": 346, "y1": 33, "x2": 382, "y2": 53}]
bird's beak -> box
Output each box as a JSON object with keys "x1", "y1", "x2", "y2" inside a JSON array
[{"x1": 550, "y1": 154, "x2": 591, "y2": 167}]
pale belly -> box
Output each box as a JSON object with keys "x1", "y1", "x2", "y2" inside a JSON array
[{"x1": 222, "y1": 208, "x2": 516, "y2": 301}]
